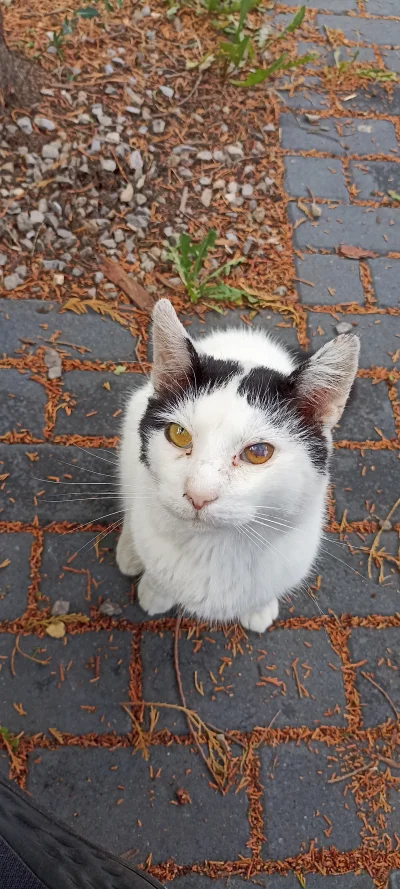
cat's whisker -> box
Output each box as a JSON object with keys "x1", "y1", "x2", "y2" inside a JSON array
[
  {"x1": 51, "y1": 456, "x2": 116, "y2": 478},
  {"x1": 72, "y1": 443, "x2": 119, "y2": 466},
  {"x1": 68, "y1": 518, "x2": 123, "y2": 560},
  {"x1": 252, "y1": 519, "x2": 368, "y2": 581},
  {"x1": 252, "y1": 515, "x2": 350, "y2": 548},
  {"x1": 57, "y1": 508, "x2": 126, "y2": 535},
  {"x1": 41, "y1": 494, "x2": 152, "y2": 503},
  {"x1": 248, "y1": 522, "x2": 292, "y2": 566}
]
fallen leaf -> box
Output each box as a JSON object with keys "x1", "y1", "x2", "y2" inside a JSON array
[
  {"x1": 46, "y1": 621, "x2": 66, "y2": 639},
  {"x1": 388, "y1": 190, "x2": 400, "y2": 202},
  {"x1": 0, "y1": 559, "x2": 10, "y2": 569},
  {"x1": 102, "y1": 381, "x2": 111, "y2": 391},
  {"x1": 338, "y1": 244, "x2": 376, "y2": 259},
  {"x1": 114, "y1": 365, "x2": 126, "y2": 376},
  {"x1": 49, "y1": 728, "x2": 64, "y2": 743},
  {"x1": 100, "y1": 258, "x2": 155, "y2": 311}
]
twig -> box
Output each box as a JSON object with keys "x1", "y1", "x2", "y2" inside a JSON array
[
  {"x1": 175, "y1": 74, "x2": 202, "y2": 108},
  {"x1": 368, "y1": 497, "x2": 400, "y2": 580},
  {"x1": 174, "y1": 615, "x2": 223, "y2": 789},
  {"x1": 378, "y1": 755, "x2": 400, "y2": 770},
  {"x1": 10, "y1": 636, "x2": 52, "y2": 676},
  {"x1": 361, "y1": 671, "x2": 400, "y2": 720},
  {"x1": 328, "y1": 763, "x2": 377, "y2": 783}
]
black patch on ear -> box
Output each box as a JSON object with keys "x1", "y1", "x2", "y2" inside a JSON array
[
  {"x1": 238, "y1": 364, "x2": 330, "y2": 474},
  {"x1": 139, "y1": 349, "x2": 242, "y2": 466}
]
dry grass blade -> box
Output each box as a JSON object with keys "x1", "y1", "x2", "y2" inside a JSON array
[{"x1": 367, "y1": 497, "x2": 400, "y2": 581}]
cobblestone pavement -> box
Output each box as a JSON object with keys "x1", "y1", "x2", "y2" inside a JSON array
[{"x1": 0, "y1": 1, "x2": 399, "y2": 888}]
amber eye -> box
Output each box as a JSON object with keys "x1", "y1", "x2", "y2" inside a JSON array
[
  {"x1": 241, "y1": 443, "x2": 274, "y2": 465},
  {"x1": 166, "y1": 423, "x2": 192, "y2": 449}
]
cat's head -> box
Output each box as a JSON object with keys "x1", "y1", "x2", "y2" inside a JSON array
[{"x1": 139, "y1": 300, "x2": 359, "y2": 529}]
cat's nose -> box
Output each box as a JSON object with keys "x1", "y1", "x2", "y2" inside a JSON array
[{"x1": 186, "y1": 492, "x2": 218, "y2": 511}]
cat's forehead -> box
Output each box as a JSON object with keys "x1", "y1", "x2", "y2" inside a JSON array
[{"x1": 176, "y1": 378, "x2": 283, "y2": 442}]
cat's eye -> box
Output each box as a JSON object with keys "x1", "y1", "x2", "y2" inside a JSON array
[
  {"x1": 166, "y1": 423, "x2": 192, "y2": 449},
  {"x1": 241, "y1": 443, "x2": 274, "y2": 465}
]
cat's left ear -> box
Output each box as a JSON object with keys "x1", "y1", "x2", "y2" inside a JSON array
[
  {"x1": 151, "y1": 299, "x2": 194, "y2": 395},
  {"x1": 294, "y1": 334, "x2": 360, "y2": 429}
]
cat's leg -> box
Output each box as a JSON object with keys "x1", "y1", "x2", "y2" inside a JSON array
[
  {"x1": 240, "y1": 598, "x2": 279, "y2": 633},
  {"x1": 137, "y1": 573, "x2": 176, "y2": 616},
  {"x1": 116, "y1": 523, "x2": 144, "y2": 576}
]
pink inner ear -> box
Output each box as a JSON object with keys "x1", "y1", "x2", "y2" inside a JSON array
[{"x1": 299, "y1": 387, "x2": 333, "y2": 425}]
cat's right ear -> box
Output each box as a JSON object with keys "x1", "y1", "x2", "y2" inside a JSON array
[{"x1": 151, "y1": 299, "x2": 194, "y2": 395}]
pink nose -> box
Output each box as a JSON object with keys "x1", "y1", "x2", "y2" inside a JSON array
[{"x1": 186, "y1": 493, "x2": 217, "y2": 511}]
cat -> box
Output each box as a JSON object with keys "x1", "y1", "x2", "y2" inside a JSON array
[{"x1": 116, "y1": 299, "x2": 359, "y2": 632}]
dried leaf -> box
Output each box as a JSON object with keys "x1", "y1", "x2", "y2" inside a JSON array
[
  {"x1": 100, "y1": 259, "x2": 155, "y2": 311},
  {"x1": 338, "y1": 244, "x2": 376, "y2": 259},
  {"x1": 46, "y1": 621, "x2": 66, "y2": 639},
  {"x1": 0, "y1": 559, "x2": 10, "y2": 569},
  {"x1": 49, "y1": 728, "x2": 64, "y2": 743},
  {"x1": 114, "y1": 365, "x2": 126, "y2": 376}
]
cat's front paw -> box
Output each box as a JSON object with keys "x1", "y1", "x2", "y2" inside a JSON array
[
  {"x1": 241, "y1": 598, "x2": 279, "y2": 633},
  {"x1": 116, "y1": 531, "x2": 144, "y2": 576},
  {"x1": 137, "y1": 575, "x2": 175, "y2": 616}
]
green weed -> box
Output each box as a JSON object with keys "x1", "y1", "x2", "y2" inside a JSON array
[
  {"x1": 0, "y1": 726, "x2": 19, "y2": 751},
  {"x1": 166, "y1": 230, "x2": 246, "y2": 304}
]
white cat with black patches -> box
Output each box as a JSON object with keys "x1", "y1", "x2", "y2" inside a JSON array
[{"x1": 117, "y1": 299, "x2": 359, "y2": 632}]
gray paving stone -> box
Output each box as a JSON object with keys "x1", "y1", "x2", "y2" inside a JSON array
[
  {"x1": 0, "y1": 532, "x2": 32, "y2": 620},
  {"x1": 0, "y1": 371, "x2": 46, "y2": 438},
  {"x1": 0, "y1": 750, "x2": 10, "y2": 779},
  {"x1": 309, "y1": 531, "x2": 400, "y2": 617},
  {"x1": 389, "y1": 872, "x2": 400, "y2": 889},
  {"x1": 367, "y1": 258, "x2": 400, "y2": 307},
  {"x1": 349, "y1": 628, "x2": 400, "y2": 726},
  {"x1": 148, "y1": 309, "x2": 300, "y2": 360},
  {"x1": 290, "y1": 203, "x2": 400, "y2": 253},
  {"x1": 362, "y1": 0, "x2": 399, "y2": 14},
  {"x1": 307, "y1": 311, "x2": 399, "y2": 369},
  {"x1": 0, "y1": 300, "x2": 136, "y2": 360},
  {"x1": 0, "y1": 631, "x2": 131, "y2": 735},
  {"x1": 330, "y1": 448, "x2": 399, "y2": 523},
  {"x1": 40, "y1": 531, "x2": 142, "y2": 619},
  {"x1": 297, "y1": 40, "x2": 375, "y2": 67},
  {"x1": 0, "y1": 444, "x2": 118, "y2": 523},
  {"x1": 281, "y1": 113, "x2": 399, "y2": 156},
  {"x1": 294, "y1": 255, "x2": 364, "y2": 305},
  {"x1": 340, "y1": 86, "x2": 400, "y2": 116},
  {"x1": 348, "y1": 160, "x2": 400, "y2": 200},
  {"x1": 297, "y1": 0, "x2": 357, "y2": 8},
  {"x1": 167, "y1": 876, "x2": 374, "y2": 889},
  {"x1": 284, "y1": 156, "x2": 348, "y2": 200},
  {"x1": 141, "y1": 628, "x2": 346, "y2": 734},
  {"x1": 260, "y1": 742, "x2": 361, "y2": 858},
  {"x1": 381, "y1": 49, "x2": 400, "y2": 75},
  {"x1": 336, "y1": 377, "x2": 396, "y2": 441},
  {"x1": 277, "y1": 88, "x2": 330, "y2": 111},
  {"x1": 315, "y1": 15, "x2": 399, "y2": 46},
  {"x1": 27, "y1": 746, "x2": 250, "y2": 863},
  {"x1": 54, "y1": 371, "x2": 144, "y2": 436}
]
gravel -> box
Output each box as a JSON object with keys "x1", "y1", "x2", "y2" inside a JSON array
[
  {"x1": 201, "y1": 188, "x2": 213, "y2": 208},
  {"x1": 4, "y1": 273, "x2": 23, "y2": 291}
]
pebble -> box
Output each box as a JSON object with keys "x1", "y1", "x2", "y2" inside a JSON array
[
  {"x1": 263, "y1": 123, "x2": 276, "y2": 133},
  {"x1": 99, "y1": 599, "x2": 123, "y2": 617},
  {"x1": 42, "y1": 143, "x2": 60, "y2": 160},
  {"x1": 120, "y1": 182, "x2": 134, "y2": 203},
  {"x1": 242, "y1": 183, "x2": 253, "y2": 198},
  {"x1": 227, "y1": 181, "x2": 238, "y2": 194},
  {"x1": 34, "y1": 116, "x2": 56, "y2": 131},
  {"x1": 4, "y1": 274, "x2": 23, "y2": 291},
  {"x1": 44, "y1": 348, "x2": 62, "y2": 380},
  {"x1": 15, "y1": 265, "x2": 27, "y2": 278},
  {"x1": 16, "y1": 213, "x2": 32, "y2": 234},
  {"x1": 57, "y1": 229, "x2": 75, "y2": 240},
  {"x1": 160, "y1": 85, "x2": 174, "y2": 98},
  {"x1": 226, "y1": 144, "x2": 243, "y2": 159},
  {"x1": 17, "y1": 116, "x2": 32, "y2": 135},
  {"x1": 197, "y1": 149, "x2": 213, "y2": 161},
  {"x1": 129, "y1": 149, "x2": 143, "y2": 174},
  {"x1": 273, "y1": 286, "x2": 287, "y2": 297},
  {"x1": 94, "y1": 272, "x2": 104, "y2": 284},
  {"x1": 101, "y1": 158, "x2": 117, "y2": 172},
  {"x1": 52, "y1": 599, "x2": 70, "y2": 617},
  {"x1": 152, "y1": 119, "x2": 165, "y2": 135},
  {"x1": 114, "y1": 229, "x2": 125, "y2": 243},
  {"x1": 201, "y1": 188, "x2": 212, "y2": 208},
  {"x1": 242, "y1": 238, "x2": 255, "y2": 256},
  {"x1": 135, "y1": 193, "x2": 147, "y2": 206},
  {"x1": 91, "y1": 138, "x2": 102, "y2": 153},
  {"x1": 0, "y1": 254, "x2": 7, "y2": 266},
  {"x1": 30, "y1": 210, "x2": 45, "y2": 226},
  {"x1": 54, "y1": 273, "x2": 64, "y2": 286},
  {"x1": 379, "y1": 519, "x2": 392, "y2": 531},
  {"x1": 336, "y1": 322, "x2": 354, "y2": 334},
  {"x1": 105, "y1": 132, "x2": 120, "y2": 144},
  {"x1": 72, "y1": 267, "x2": 84, "y2": 277},
  {"x1": 253, "y1": 207, "x2": 265, "y2": 223}
]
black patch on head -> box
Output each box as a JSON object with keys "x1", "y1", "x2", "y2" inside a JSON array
[
  {"x1": 238, "y1": 364, "x2": 330, "y2": 474},
  {"x1": 139, "y1": 346, "x2": 241, "y2": 466}
]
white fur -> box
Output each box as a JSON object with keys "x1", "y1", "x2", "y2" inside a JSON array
[{"x1": 117, "y1": 302, "x2": 358, "y2": 632}]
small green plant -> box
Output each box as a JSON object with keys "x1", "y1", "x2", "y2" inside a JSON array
[
  {"x1": 166, "y1": 230, "x2": 246, "y2": 304},
  {"x1": 49, "y1": 1, "x2": 123, "y2": 57},
  {"x1": 0, "y1": 726, "x2": 19, "y2": 751},
  {"x1": 332, "y1": 46, "x2": 359, "y2": 75},
  {"x1": 357, "y1": 66, "x2": 398, "y2": 83},
  {"x1": 231, "y1": 5, "x2": 316, "y2": 86}
]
